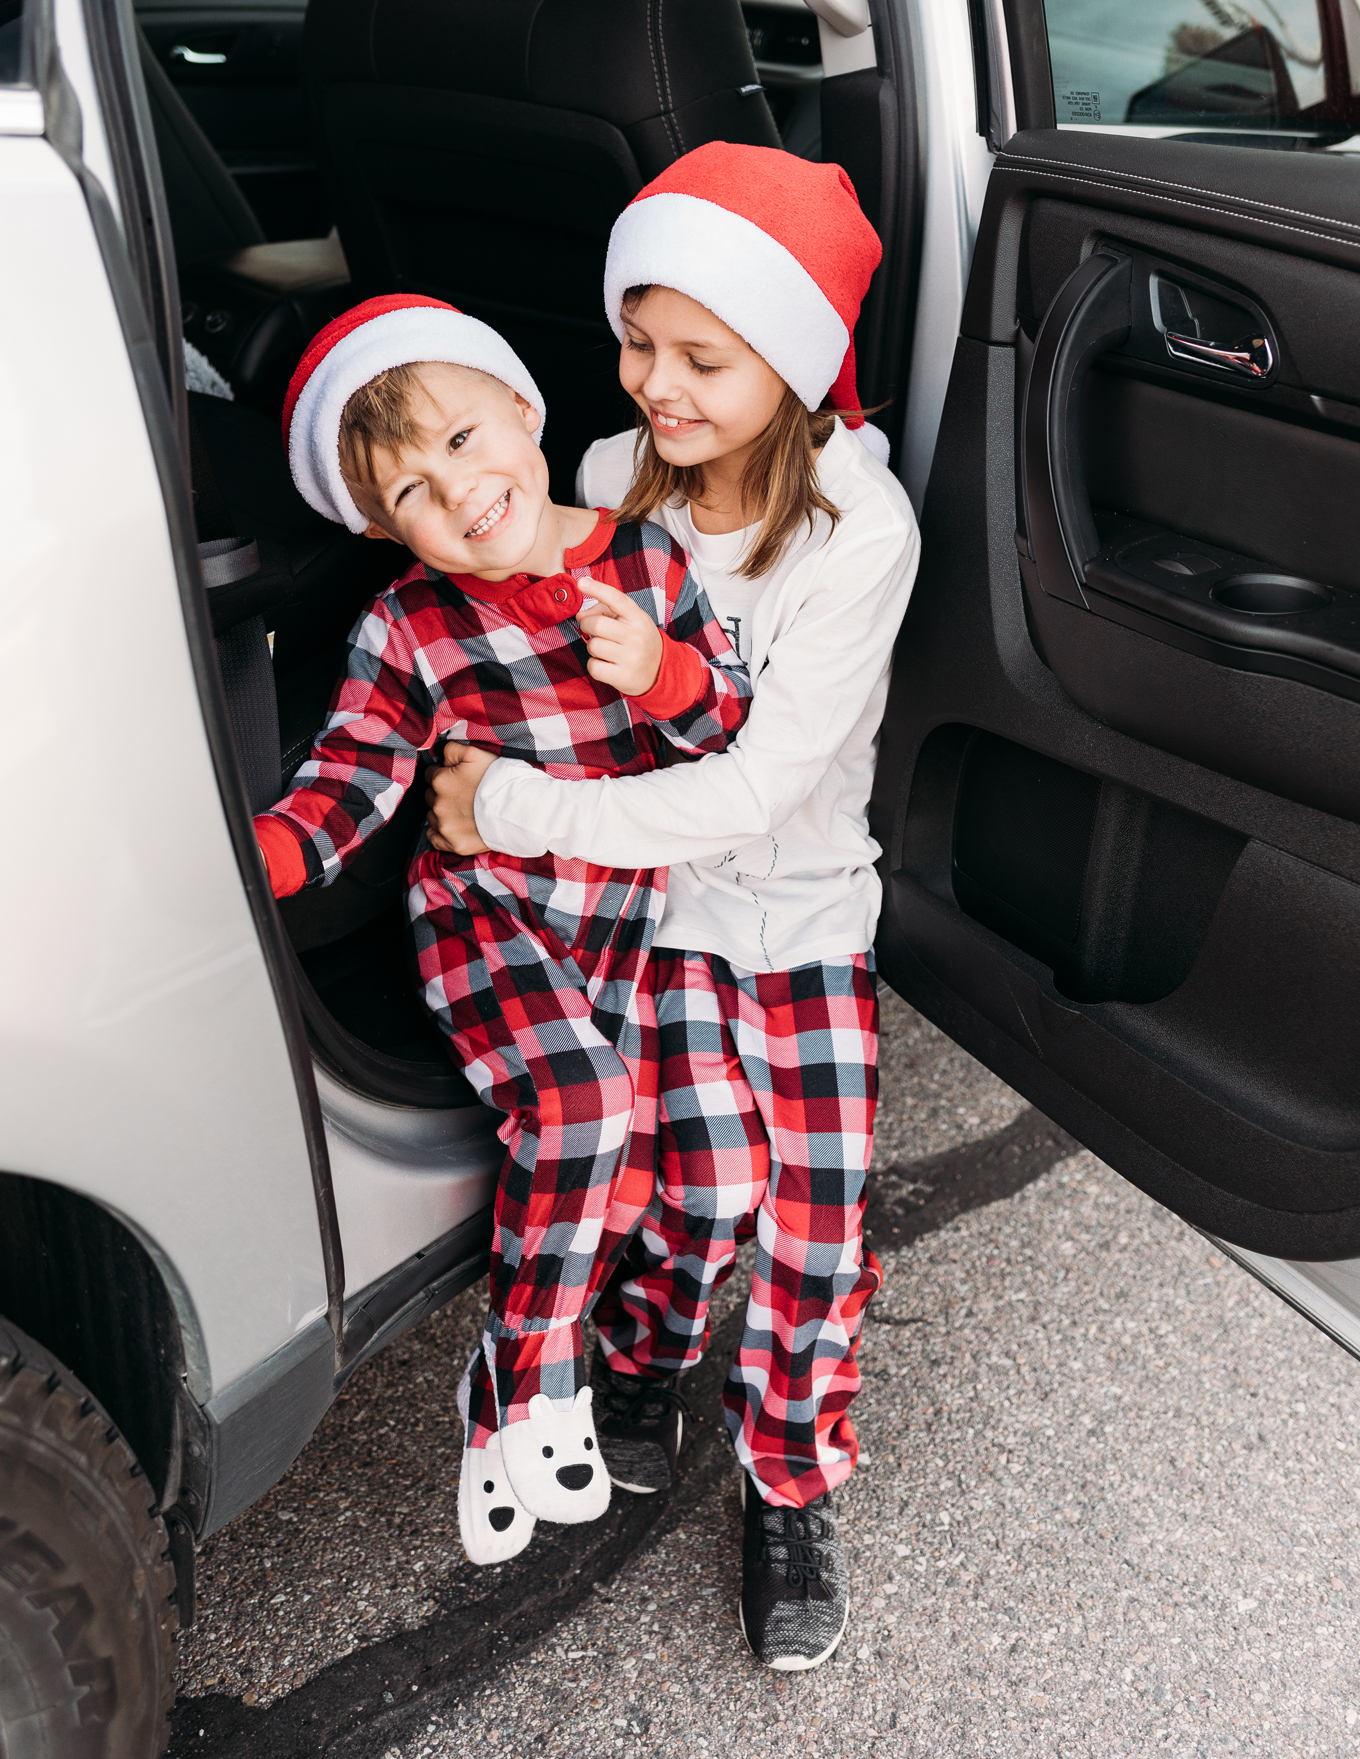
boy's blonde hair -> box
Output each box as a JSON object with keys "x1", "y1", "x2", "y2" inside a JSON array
[
  {"x1": 338, "y1": 360, "x2": 503, "y2": 484},
  {"x1": 338, "y1": 362, "x2": 429, "y2": 485}
]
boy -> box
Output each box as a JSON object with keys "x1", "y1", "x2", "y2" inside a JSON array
[{"x1": 255, "y1": 295, "x2": 750, "y2": 1563}]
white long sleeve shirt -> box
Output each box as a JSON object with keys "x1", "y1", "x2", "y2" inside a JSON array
[{"x1": 472, "y1": 419, "x2": 921, "y2": 971}]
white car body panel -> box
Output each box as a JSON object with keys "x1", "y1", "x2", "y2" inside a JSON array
[
  {"x1": 1216, "y1": 1242, "x2": 1360, "y2": 1365},
  {"x1": 51, "y1": 0, "x2": 121, "y2": 225},
  {"x1": 897, "y1": 0, "x2": 994, "y2": 512},
  {"x1": 318, "y1": 1071, "x2": 498, "y2": 1298},
  {"x1": 0, "y1": 130, "x2": 327, "y2": 1397}
]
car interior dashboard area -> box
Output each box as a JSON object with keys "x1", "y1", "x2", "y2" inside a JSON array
[{"x1": 136, "y1": 0, "x2": 913, "y2": 1113}]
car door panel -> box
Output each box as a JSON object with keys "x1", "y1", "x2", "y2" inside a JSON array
[
  {"x1": 873, "y1": 90, "x2": 1360, "y2": 1260},
  {"x1": 1083, "y1": 376, "x2": 1360, "y2": 602},
  {"x1": 1000, "y1": 181, "x2": 1360, "y2": 819}
]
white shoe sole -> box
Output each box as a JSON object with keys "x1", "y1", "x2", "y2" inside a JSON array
[
  {"x1": 607, "y1": 1415, "x2": 682, "y2": 1494},
  {"x1": 738, "y1": 1596, "x2": 850, "y2": 1672},
  {"x1": 737, "y1": 1471, "x2": 849, "y2": 1671}
]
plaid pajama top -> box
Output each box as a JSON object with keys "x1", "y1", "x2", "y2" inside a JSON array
[{"x1": 255, "y1": 513, "x2": 751, "y2": 919}]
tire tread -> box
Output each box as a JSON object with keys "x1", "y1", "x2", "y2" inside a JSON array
[{"x1": 0, "y1": 1316, "x2": 177, "y2": 1759}]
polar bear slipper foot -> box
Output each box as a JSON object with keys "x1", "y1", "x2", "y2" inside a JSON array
[
  {"x1": 499, "y1": 1388, "x2": 611, "y2": 1524},
  {"x1": 457, "y1": 1429, "x2": 536, "y2": 1565}
]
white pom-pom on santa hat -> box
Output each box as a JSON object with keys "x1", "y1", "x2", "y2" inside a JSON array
[
  {"x1": 603, "y1": 142, "x2": 888, "y2": 459},
  {"x1": 282, "y1": 294, "x2": 546, "y2": 534}
]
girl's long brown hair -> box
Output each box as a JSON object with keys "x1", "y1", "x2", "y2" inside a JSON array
[{"x1": 611, "y1": 289, "x2": 845, "y2": 579}]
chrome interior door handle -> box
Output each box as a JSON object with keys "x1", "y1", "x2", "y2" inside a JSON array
[
  {"x1": 172, "y1": 43, "x2": 228, "y2": 64},
  {"x1": 1165, "y1": 330, "x2": 1274, "y2": 378}
]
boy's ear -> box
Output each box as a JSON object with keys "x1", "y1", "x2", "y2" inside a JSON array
[
  {"x1": 363, "y1": 520, "x2": 397, "y2": 543},
  {"x1": 511, "y1": 390, "x2": 540, "y2": 431}
]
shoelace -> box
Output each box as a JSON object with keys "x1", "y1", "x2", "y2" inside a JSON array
[
  {"x1": 598, "y1": 1372, "x2": 690, "y2": 1430},
  {"x1": 760, "y1": 1504, "x2": 829, "y2": 1594}
]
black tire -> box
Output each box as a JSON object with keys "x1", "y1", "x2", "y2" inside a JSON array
[{"x1": 0, "y1": 1317, "x2": 176, "y2": 1759}]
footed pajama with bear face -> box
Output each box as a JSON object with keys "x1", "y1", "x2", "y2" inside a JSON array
[{"x1": 255, "y1": 513, "x2": 750, "y2": 1557}]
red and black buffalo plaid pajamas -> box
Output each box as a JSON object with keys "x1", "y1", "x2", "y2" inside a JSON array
[
  {"x1": 255, "y1": 515, "x2": 750, "y2": 1436},
  {"x1": 593, "y1": 949, "x2": 881, "y2": 1508}
]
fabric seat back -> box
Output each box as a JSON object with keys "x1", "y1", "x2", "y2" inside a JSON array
[{"x1": 302, "y1": 0, "x2": 781, "y2": 491}]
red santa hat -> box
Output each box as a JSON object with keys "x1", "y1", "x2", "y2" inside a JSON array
[
  {"x1": 603, "y1": 142, "x2": 887, "y2": 462},
  {"x1": 282, "y1": 294, "x2": 546, "y2": 533}
]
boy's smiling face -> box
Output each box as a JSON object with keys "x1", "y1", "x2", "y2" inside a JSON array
[{"x1": 344, "y1": 362, "x2": 550, "y2": 579}]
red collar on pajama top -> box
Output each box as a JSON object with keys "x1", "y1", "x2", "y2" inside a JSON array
[
  {"x1": 254, "y1": 512, "x2": 751, "y2": 898},
  {"x1": 444, "y1": 514, "x2": 613, "y2": 633}
]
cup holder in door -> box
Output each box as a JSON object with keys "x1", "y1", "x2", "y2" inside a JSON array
[{"x1": 1212, "y1": 573, "x2": 1333, "y2": 615}]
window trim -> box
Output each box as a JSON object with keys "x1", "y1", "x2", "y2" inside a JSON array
[
  {"x1": 1000, "y1": 0, "x2": 1055, "y2": 132},
  {"x1": 967, "y1": 0, "x2": 1020, "y2": 149}
]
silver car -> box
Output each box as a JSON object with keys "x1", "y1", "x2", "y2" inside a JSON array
[{"x1": 5, "y1": 0, "x2": 1360, "y2": 1753}]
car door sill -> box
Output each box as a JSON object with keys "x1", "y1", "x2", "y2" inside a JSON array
[{"x1": 1204, "y1": 1235, "x2": 1360, "y2": 1370}]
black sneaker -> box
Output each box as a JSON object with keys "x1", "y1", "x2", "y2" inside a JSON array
[
  {"x1": 738, "y1": 1474, "x2": 849, "y2": 1671},
  {"x1": 589, "y1": 1350, "x2": 688, "y2": 1494}
]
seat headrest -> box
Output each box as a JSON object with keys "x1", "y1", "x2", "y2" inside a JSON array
[{"x1": 305, "y1": 0, "x2": 778, "y2": 147}]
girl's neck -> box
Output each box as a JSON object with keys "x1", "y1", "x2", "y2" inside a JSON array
[{"x1": 688, "y1": 445, "x2": 761, "y2": 536}]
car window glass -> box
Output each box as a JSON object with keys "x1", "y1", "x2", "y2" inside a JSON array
[
  {"x1": 1042, "y1": 0, "x2": 1360, "y2": 149},
  {"x1": 0, "y1": 0, "x2": 28, "y2": 84}
]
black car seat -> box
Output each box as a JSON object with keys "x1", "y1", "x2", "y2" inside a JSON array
[
  {"x1": 138, "y1": 30, "x2": 352, "y2": 414},
  {"x1": 302, "y1": 0, "x2": 782, "y2": 495},
  {"x1": 137, "y1": 29, "x2": 382, "y2": 681}
]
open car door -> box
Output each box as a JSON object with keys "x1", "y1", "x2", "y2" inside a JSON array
[{"x1": 873, "y1": 0, "x2": 1360, "y2": 1299}]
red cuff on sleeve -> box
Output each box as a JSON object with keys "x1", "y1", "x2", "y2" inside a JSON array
[
  {"x1": 254, "y1": 815, "x2": 309, "y2": 899},
  {"x1": 633, "y1": 633, "x2": 706, "y2": 721}
]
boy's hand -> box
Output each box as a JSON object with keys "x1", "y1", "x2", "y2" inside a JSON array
[
  {"x1": 425, "y1": 743, "x2": 495, "y2": 855},
  {"x1": 576, "y1": 579, "x2": 663, "y2": 697}
]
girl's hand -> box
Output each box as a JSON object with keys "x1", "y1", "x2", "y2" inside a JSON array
[
  {"x1": 425, "y1": 742, "x2": 495, "y2": 855},
  {"x1": 576, "y1": 579, "x2": 662, "y2": 696}
]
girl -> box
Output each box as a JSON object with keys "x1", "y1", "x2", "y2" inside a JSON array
[{"x1": 427, "y1": 143, "x2": 920, "y2": 1670}]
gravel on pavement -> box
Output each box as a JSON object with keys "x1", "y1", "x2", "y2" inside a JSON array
[{"x1": 170, "y1": 988, "x2": 1360, "y2": 1759}]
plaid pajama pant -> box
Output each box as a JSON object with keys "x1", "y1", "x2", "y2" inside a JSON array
[
  {"x1": 410, "y1": 843, "x2": 663, "y2": 1441},
  {"x1": 593, "y1": 948, "x2": 881, "y2": 1508}
]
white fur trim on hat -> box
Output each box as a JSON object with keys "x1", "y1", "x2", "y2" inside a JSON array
[
  {"x1": 289, "y1": 308, "x2": 546, "y2": 532},
  {"x1": 603, "y1": 192, "x2": 849, "y2": 413}
]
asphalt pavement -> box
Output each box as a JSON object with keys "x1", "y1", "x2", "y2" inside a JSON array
[{"x1": 169, "y1": 990, "x2": 1360, "y2": 1758}]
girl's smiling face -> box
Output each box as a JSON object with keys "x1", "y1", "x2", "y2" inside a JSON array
[
  {"x1": 618, "y1": 287, "x2": 788, "y2": 472},
  {"x1": 345, "y1": 362, "x2": 549, "y2": 579}
]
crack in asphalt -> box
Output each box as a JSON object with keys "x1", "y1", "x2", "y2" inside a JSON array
[{"x1": 169, "y1": 1107, "x2": 1077, "y2": 1758}]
